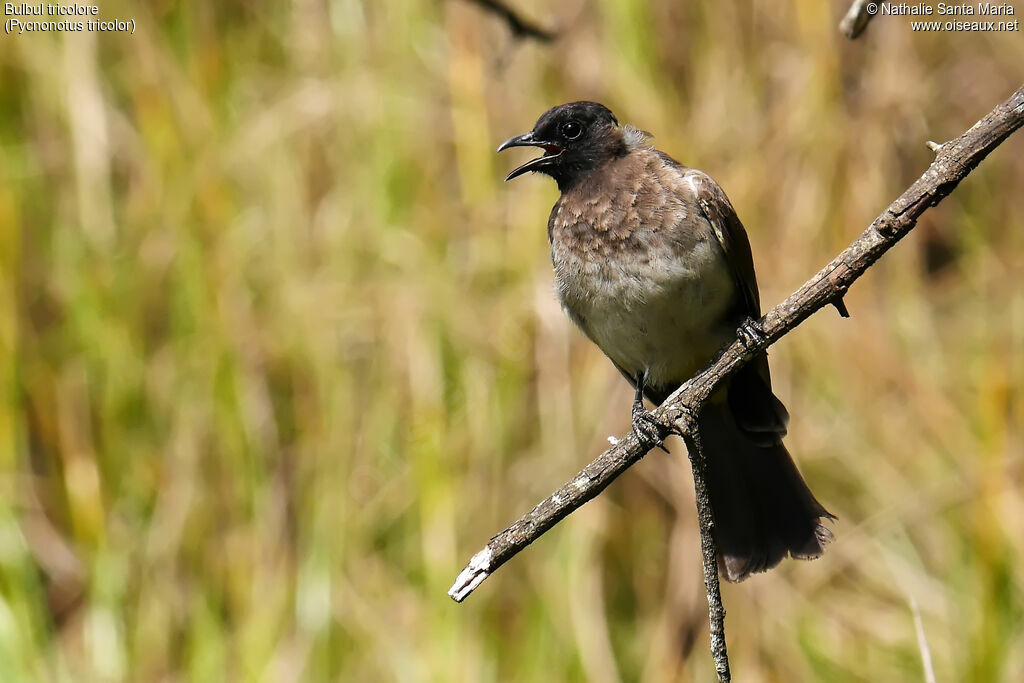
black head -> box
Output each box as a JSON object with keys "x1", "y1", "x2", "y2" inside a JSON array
[{"x1": 497, "y1": 102, "x2": 625, "y2": 191}]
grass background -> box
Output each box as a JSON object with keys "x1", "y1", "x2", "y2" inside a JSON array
[{"x1": 2, "y1": 0, "x2": 1023, "y2": 680}]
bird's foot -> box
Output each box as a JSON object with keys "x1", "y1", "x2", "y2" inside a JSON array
[
  {"x1": 632, "y1": 401, "x2": 682, "y2": 454},
  {"x1": 737, "y1": 316, "x2": 767, "y2": 351}
]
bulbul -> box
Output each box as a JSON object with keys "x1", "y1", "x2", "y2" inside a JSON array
[{"x1": 498, "y1": 101, "x2": 834, "y2": 581}]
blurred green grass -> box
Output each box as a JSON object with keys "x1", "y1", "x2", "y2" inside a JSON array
[{"x1": 1, "y1": 0, "x2": 1023, "y2": 680}]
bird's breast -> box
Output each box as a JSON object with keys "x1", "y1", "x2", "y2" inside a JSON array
[{"x1": 548, "y1": 189, "x2": 737, "y2": 387}]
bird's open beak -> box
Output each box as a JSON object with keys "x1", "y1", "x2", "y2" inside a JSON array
[{"x1": 497, "y1": 132, "x2": 564, "y2": 181}]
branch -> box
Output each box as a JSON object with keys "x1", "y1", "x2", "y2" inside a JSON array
[
  {"x1": 683, "y1": 429, "x2": 730, "y2": 681},
  {"x1": 451, "y1": 84, "x2": 1024, "y2": 673},
  {"x1": 464, "y1": 0, "x2": 557, "y2": 42},
  {"x1": 840, "y1": 0, "x2": 882, "y2": 40}
]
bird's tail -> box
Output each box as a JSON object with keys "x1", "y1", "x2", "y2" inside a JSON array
[{"x1": 697, "y1": 401, "x2": 835, "y2": 582}]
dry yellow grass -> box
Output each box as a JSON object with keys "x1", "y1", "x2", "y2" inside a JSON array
[{"x1": 1, "y1": 0, "x2": 1022, "y2": 680}]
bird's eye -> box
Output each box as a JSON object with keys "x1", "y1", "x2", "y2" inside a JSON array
[{"x1": 561, "y1": 120, "x2": 583, "y2": 140}]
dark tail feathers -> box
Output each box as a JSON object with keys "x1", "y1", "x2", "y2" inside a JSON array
[{"x1": 698, "y1": 401, "x2": 835, "y2": 582}]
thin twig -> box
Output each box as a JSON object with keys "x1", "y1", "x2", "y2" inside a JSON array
[
  {"x1": 683, "y1": 429, "x2": 730, "y2": 681},
  {"x1": 840, "y1": 0, "x2": 882, "y2": 40},
  {"x1": 463, "y1": 0, "x2": 556, "y2": 42},
  {"x1": 451, "y1": 84, "x2": 1024, "y2": 678}
]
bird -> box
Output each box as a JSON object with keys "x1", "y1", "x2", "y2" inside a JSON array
[{"x1": 498, "y1": 101, "x2": 834, "y2": 581}]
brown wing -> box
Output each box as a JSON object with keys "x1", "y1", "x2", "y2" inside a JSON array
[
  {"x1": 658, "y1": 155, "x2": 789, "y2": 441},
  {"x1": 680, "y1": 165, "x2": 762, "y2": 320}
]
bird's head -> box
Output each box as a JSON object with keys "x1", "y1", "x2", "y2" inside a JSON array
[{"x1": 498, "y1": 101, "x2": 636, "y2": 191}]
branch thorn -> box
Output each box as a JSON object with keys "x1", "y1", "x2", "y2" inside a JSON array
[{"x1": 831, "y1": 296, "x2": 851, "y2": 318}]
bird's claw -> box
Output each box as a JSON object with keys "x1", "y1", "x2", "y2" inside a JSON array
[
  {"x1": 737, "y1": 316, "x2": 767, "y2": 351},
  {"x1": 631, "y1": 402, "x2": 681, "y2": 453}
]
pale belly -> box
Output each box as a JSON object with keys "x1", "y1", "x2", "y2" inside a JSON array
[{"x1": 553, "y1": 236, "x2": 737, "y2": 388}]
